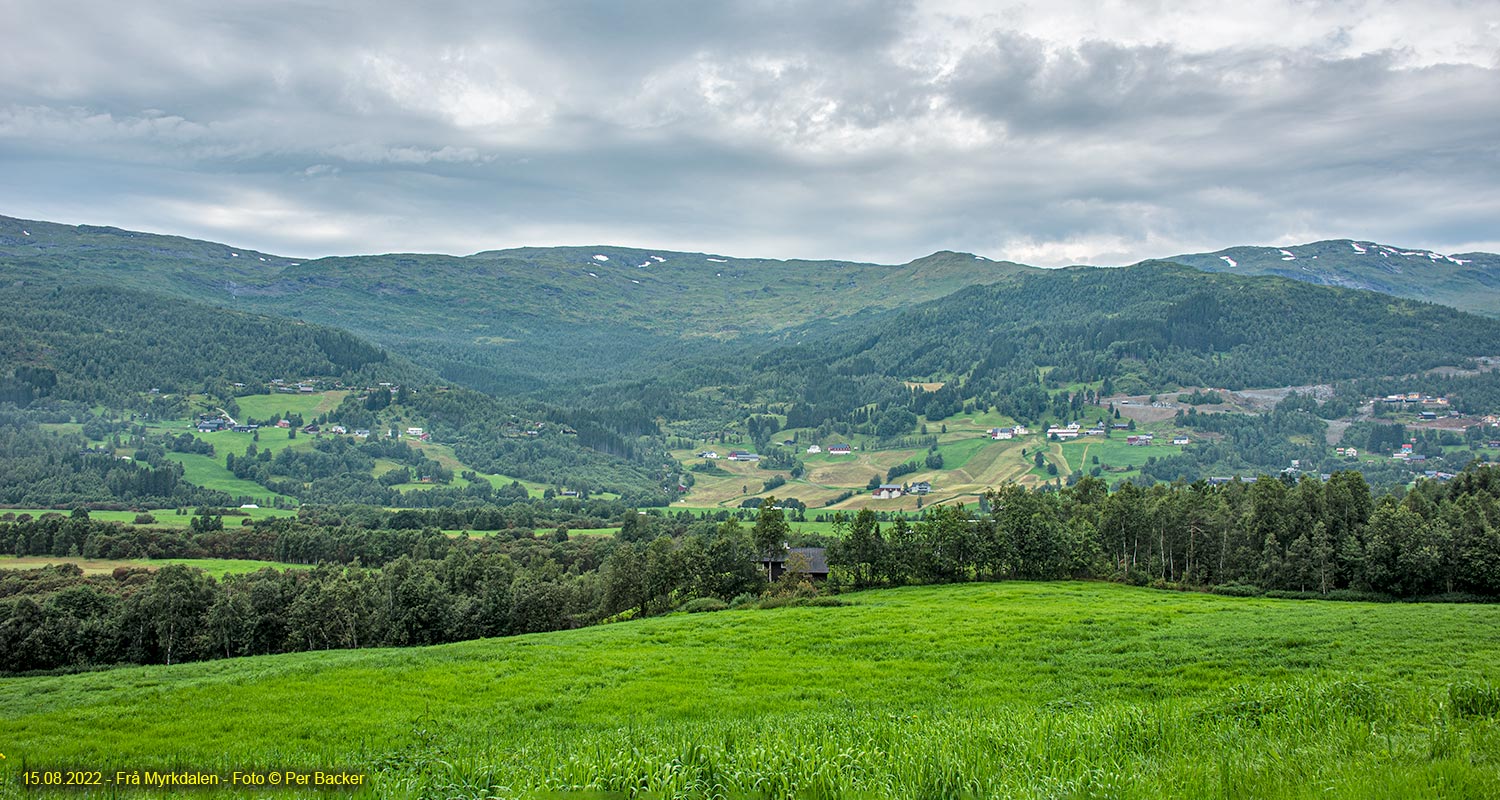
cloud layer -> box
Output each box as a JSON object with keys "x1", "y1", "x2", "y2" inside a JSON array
[{"x1": 2, "y1": 0, "x2": 1497, "y2": 264}]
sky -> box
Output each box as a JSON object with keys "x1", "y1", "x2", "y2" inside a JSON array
[{"x1": 2, "y1": 0, "x2": 1497, "y2": 266}]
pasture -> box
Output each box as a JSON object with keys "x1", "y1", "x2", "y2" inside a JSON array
[
  {"x1": 1, "y1": 582, "x2": 1495, "y2": 798},
  {"x1": 0, "y1": 507, "x2": 294, "y2": 529},
  {"x1": 0, "y1": 556, "x2": 312, "y2": 578},
  {"x1": 233, "y1": 390, "x2": 349, "y2": 422}
]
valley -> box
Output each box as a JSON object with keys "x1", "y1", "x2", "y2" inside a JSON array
[{"x1": 4, "y1": 216, "x2": 1500, "y2": 798}]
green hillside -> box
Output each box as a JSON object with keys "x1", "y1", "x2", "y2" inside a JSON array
[
  {"x1": 0, "y1": 284, "x2": 430, "y2": 404},
  {"x1": 0, "y1": 215, "x2": 1038, "y2": 393},
  {"x1": 3, "y1": 582, "x2": 1496, "y2": 798},
  {"x1": 1171, "y1": 239, "x2": 1500, "y2": 316}
]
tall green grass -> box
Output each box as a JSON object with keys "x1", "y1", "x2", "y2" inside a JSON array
[{"x1": 2, "y1": 583, "x2": 1496, "y2": 798}]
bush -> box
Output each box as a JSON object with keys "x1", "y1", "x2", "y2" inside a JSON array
[
  {"x1": 132, "y1": 513, "x2": 156, "y2": 525},
  {"x1": 680, "y1": 597, "x2": 729, "y2": 614},
  {"x1": 728, "y1": 592, "x2": 760, "y2": 609},
  {"x1": 805, "y1": 596, "x2": 848, "y2": 607},
  {"x1": 1210, "y1": 583, "x2": 1264, "y2": 597},
  {"x1": 1322, "y1": 589, "x2": 1395, "y2": 603}
]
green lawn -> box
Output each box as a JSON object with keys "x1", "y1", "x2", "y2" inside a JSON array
[{"x1": 2, "y1": 582, "x2": 1496, "y2": 798}]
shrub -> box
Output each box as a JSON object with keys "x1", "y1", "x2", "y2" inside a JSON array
[
  {"x1": 132, "y1": 513, "x2": 156, "y2": 525},
  {"x1": 680, "y1": 597, "x2": 729, "y2": 614},
  {"x1": 728, "y1": 592, "x2": 760, "y2": 609},
  {"x1": 1322, "y1": 589, "x2": 1395, "y2": 603},
  {"x1": 1211, "y1": 583, "x2": 1264, "y2": 597},
  {"x1": 805, "y1": 596, "x2": 848, "y2": 607}
]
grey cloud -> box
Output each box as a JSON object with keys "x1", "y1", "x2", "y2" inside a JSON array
[{"x1": 1, "y1": 0, "x2": 1497, "y2": 265}]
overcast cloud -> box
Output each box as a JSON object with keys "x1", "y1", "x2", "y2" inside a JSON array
[{"x1": 1, "y1": 0, "x2": 1496, "y2": 264}]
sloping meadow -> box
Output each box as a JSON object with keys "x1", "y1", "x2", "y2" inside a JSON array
[{"x1": 2, "y1": 582, "x2": 1498, "y2": 798}]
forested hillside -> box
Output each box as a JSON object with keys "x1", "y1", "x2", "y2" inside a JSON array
[
  {"x1": 0, "y1": 285, "x2": 427, "y2": 405},
  {"x1": 0, "y1": 215, "x2": 1035, "y2": 394},
  {"x1": 746, "y1": 262, "x2": 1500, "y2": 429}
]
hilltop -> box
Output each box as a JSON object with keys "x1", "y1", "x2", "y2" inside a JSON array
[{"x1": 1169, "y1": 239, "x2": 1500, "y2": 316}]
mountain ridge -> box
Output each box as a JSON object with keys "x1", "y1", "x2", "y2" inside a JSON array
[{"x1": 1165, "y1": 238, "x2": 1500, "y2": 315}]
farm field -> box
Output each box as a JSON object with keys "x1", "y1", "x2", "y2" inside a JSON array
[
  {"x1": 233, "y1": 390, "x2": 349, "y2": 421},
  {"x1": 2, "y1": 583, "x2": 1497, "y2": 798},
  {"x1": 0, "y1": 507, "x2": 295, "y2": 528},
  {"x1": 160, "y1": 452, "x2": 294, "y2": 504},
  {"x1": 0, "y1": 556, "x2": 312, "y2": 578},
  {"x1": 671, "y1": 409, "x2": 1190, "y2": 512}
]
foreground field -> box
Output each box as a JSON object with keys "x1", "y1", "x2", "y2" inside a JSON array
[{"x1": 2, "y1": 583, "x2": 1498, "y2": 798}]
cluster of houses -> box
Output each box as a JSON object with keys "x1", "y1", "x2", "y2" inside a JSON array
[
  {"x1": 800, "y1": 444, "x2": 855, "y2": 454},
  {"x1": 989, "y1": 426, "x2": 1029, "y2": 440},
  {"x1": 1379, "y1": 393, "x2": 1450, "y2": 406},
  {"x1": 195, "y1": 414, "x2": 376, "y2": 439},
  {"x1": 990, "y1": 422, "x2": 1188, "y2": 447},
  {"x1": 270, "y1": 379, "x2": 319, "y2": 395},
  {"x1": 1334, "y1": 447, "x2": 1361, "y2": 458},
  {"x1": 872, "y1": 480, "x2": 931, "y2": 500},
  {"x1": 702, "y1": 444, "x2": 856, "y2": 461}
]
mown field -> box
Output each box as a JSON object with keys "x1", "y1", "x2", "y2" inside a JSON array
[
  {"x1": 0, "y1": 556, "x2": 312, "y2": 578},
  {"x1": 0, "y1": 508, "x2": 295, "y2": 529},
  {"x1": 2, "y1": 583, "x2": 1497, "y2": 798}
]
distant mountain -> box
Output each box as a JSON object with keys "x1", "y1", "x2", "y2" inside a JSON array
[
  {"x1": 0, "y1": 215, "x2": 1036, "y2": 393},
  {"x1": 1168, "y1": 239, "x2": 1500, "y2": 316}
]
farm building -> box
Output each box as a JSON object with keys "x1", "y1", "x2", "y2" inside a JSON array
[
  {"x1": 989, "y1": 428, "x2": 1013, "y2": 440},
  {"x1": 873, "y1": 484, "x2": 904, "y2": 499},
  {"x1": 806, "y1": 444, "x2": 822, "y2": 454},
  {"x1": 909, "y1": 481, "x2": 932, "y2": 495},
  {"x1": 829, "y1": 444, "x2": 853, "y2": 455},
  {"x1": 1172, "y1": 436, "x2": 1190, "y2": 445},
  {"x1": 757, "y1": 547, "x2": 829, "y2": 582}
]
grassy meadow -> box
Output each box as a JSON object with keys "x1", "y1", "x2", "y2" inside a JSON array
[
  {"x1": 2, "y1": 582, "x2": 1497, "y2": 798},
  {"x1": 0, "y1": 556, "x2": 313, "y2": 578},
  {"x1": 0, "y1": 507, "x2": 295, "y2": 529}
]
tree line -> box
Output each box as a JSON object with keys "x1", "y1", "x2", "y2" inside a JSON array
[{"x1": 7, "y1": 464, "x2": 1500, "y2": 676}]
